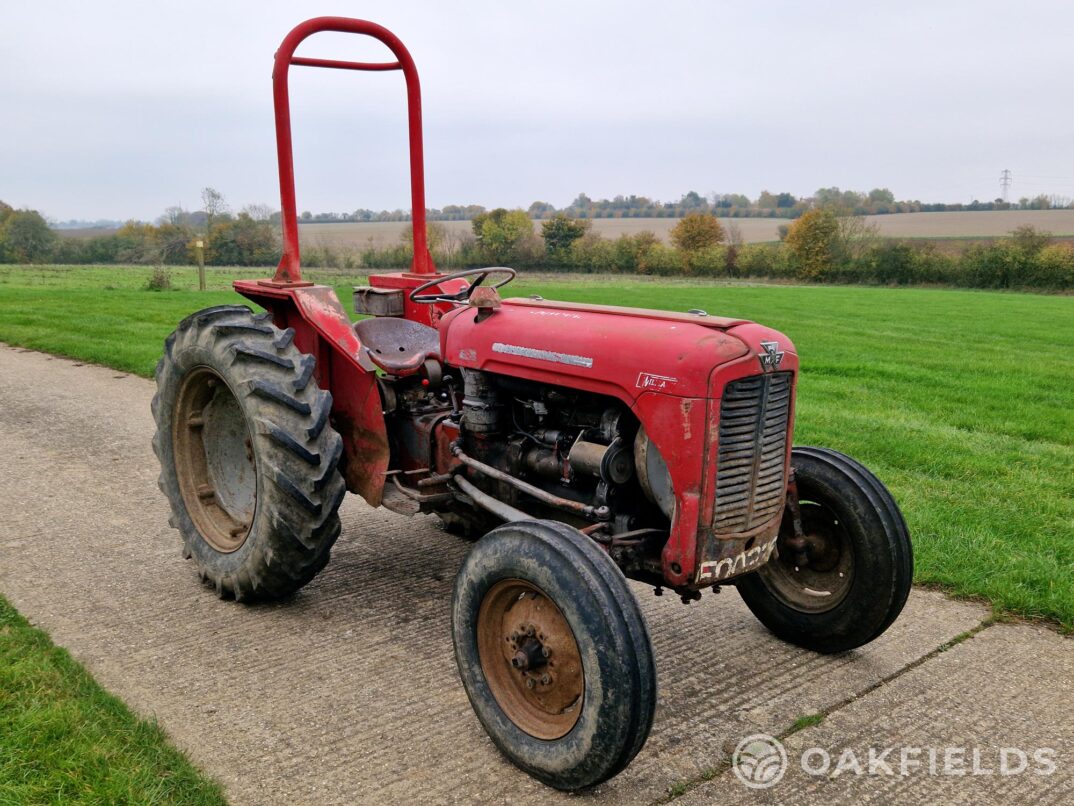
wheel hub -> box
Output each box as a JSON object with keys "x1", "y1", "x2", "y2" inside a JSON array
[
  {"x1": 477, "y1": 580, "x2": 584, "y2": 740},
  {"x1": 762, "y1": 500, "x2": 854, "y2": 612},
  {"x1": 802, "y1": 527, "x2": 841, "y2": 572},
  {"x1": 173, "y1": 367, "x2": 256, "y2": 553},
  {"x1": 509, "y1": 628, "x2": 549, "y2": 672}
]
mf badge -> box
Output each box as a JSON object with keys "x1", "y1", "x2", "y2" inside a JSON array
[{"x1": 757, "y1": 341, "x2": 784, "y2": 372}]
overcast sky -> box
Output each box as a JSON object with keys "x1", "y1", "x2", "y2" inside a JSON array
[{"x1": 3, "y1": 0, "x2": 1073, "y2": 221}]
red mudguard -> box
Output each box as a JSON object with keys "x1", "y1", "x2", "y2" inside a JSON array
[{"x1": 234, "y1": 281, "x2": 390, "y2": 507}]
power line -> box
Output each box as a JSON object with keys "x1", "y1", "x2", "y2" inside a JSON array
[{"x1": 999, "y1": 169, "x2": 1012, "y2": 203}]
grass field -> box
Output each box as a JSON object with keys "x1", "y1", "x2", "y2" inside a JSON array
[
  {"x1": 1, "y1": 264, "x2": 1071, "y2": 632},
  {"x1": 1, "y1": 263, "x2": 1070, "y2": 798},
  {"x1": 0, "y1": 595, "x2": 226, "y2": 804}
]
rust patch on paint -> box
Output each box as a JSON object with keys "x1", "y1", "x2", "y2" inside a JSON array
[{"x1": 681, "y1": 399, "x2": 694, "y2": 440}]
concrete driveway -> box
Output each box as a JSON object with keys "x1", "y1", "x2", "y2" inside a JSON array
[{"x1": 0, "y1": 344, "x2": 1069, "y2": 804}]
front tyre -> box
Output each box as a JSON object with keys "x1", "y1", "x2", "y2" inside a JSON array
[
  {"x1": 737, "y1": 447, "x2": 913, "y2": 653},
  {"x1": 151, "y1": 305, "x2": 346, "y2": 601},
  {"x1": 452, "y1": 520, "x2": 656, "y2": 790}
]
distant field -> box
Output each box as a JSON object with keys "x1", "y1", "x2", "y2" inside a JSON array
[
  {"x1": 57, "y1": 210, "x2": 1074, "y2": 249},
  {"x1": 866, "y1": 210, "x2": 1074, "y2": 238},
  {"x1": 55, "y1": 226, "x2": 121, "y2": 239},
  {"x1": 298, "y1": 210, "x2": 1074, "y2": 250},
  {"x1": 297, "y1": 217, "x2": 788, "y2": 248},
  {"x1": 1, "y1": 264, "x2": 1071, "y2": 631}
]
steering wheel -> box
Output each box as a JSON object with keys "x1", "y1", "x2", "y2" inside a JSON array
[{"x1": 409, "y1": 267, "x2": 517, "y2": 304}]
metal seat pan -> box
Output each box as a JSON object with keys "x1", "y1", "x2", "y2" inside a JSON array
[{"x1": 353, "y1": 317, "x2": 440, "y2": 375}]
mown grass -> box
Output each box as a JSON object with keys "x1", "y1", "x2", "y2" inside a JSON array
[
  {"x1": 1, "y1": 264, "x2": 1072, "y2": 633},
  {"x1": 0, "y1": 595, "x2": 226, "y2": 805}
]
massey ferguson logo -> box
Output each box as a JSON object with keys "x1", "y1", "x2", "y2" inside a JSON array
[{"x1": 757, "y1": 341, "x2": 785, "y2": 372}]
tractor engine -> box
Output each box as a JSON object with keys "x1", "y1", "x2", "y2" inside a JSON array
[
  {"x1": 379, "y1": 364, "x2": 672, "y2": 585},
  {"x1": 456, "y1": 369, "x2": 661, "y2": 534}
]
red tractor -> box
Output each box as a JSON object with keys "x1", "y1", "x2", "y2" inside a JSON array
[{"x1": 152, "y1": 18, "x2": 912, "y2": 791}]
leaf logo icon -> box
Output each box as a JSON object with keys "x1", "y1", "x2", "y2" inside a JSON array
[{"x1": 732, "y1": 734, "x2": 789, "y2": 789}]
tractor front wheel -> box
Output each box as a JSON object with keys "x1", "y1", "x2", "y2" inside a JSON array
[
  {"x1": 736, "y1": 447, "x2": 913, "y2": 653},
  {"x1": 452, "y1": 520, "x2": 656, "y2": 790},
  {"x1": 152, "y1": 305, "x2": 346, "y2": 601}
]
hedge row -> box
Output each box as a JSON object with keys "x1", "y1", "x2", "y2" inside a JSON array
[
  {"x1": 9, "y1": 216, "x2": 1072, "y2": 292},
  {"x1": 326, "y1": 232, "x2": 1074, "y2": 291}
]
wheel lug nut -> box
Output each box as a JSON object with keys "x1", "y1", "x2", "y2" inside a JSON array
[
  {"x1": 541, "y1": 646, "x2": 550, "y2": 658},
  {"x1": 526, "y1": 626, "x2": 535, "y2": 637},
  {"x1": 526, "y1": 678, "x2": 536, "y2": 689},
  {"x1": 540, "y1": 674, "x2": 551, "y2": 685}
]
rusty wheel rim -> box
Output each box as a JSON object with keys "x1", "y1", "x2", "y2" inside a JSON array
[
  {"x1": 762, "y1": 500, "x2": 854, "y2": 613},
  {"x1": 477, "y1": 579, "x2": 584, "y2": 740},
  {"x1": 173, "y1": 367, "x2": 256, "y2": 553}
]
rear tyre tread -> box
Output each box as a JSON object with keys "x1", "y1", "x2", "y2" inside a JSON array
[
  {"x1": 209, "y1": 322, "x2": 276, "y2": 339},
  {"x1": 152, "y1": 305, "x2": 346, "y2": 601},
  {"x1": 230, "y1": 345, "x2": 295, "y2": 370},
  {"x1": 305, "y1": 393, "x2": 332, "y2": 440},
  {"x1": 187, "y1": 305, "x2": 251, "y2": 329},
  {"x1": 261, "y1": 419, "x2": 322, "y2": 465},
  {"x1": 292, "y1": 354, "x2": 315, "y2": 390},
  {"x1": 312, "y1": 439, "x2": 344, "y2": 491},
  {"x1": 269, "y1": 463, "x2": 324, "y2": 515},
  {"x1": 247, "y1": 379, "x2": 312, "y2": 416},
  {"x1": 273, "y1": 328, "x2": 296, "y2": 350}
]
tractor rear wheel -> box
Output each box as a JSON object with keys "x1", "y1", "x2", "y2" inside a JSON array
[
  {"x1": 736, "y1": 447, "x2": 913, "y2": 653},
  {"x1": 452, "y1": 520, "x2": 656, "y2": 790},
  {"x1": 152, "y1": 305, "x2": 346, "y2": 601}
]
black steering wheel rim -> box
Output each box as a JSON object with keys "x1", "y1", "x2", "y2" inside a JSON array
[{"x1": 409, "y1": 267, "x2": 517, "y2": 304}]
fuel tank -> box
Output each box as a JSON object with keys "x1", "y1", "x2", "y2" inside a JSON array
[{"x1": 439, "y1": 297, "x2": 755, "y2": 401}]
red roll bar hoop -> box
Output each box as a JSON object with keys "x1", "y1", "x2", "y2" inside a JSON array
[{"x1": 270, "y1": 17, "x2": 436, "y2": 285}]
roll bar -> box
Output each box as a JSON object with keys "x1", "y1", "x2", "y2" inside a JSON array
[{"x1": 269, "y1": 17, "x2": 435, "y2": 285}]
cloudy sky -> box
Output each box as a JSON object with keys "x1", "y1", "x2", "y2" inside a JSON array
[{"x1": 3, "y1": 0, "x2": 1073, "y2": 221}]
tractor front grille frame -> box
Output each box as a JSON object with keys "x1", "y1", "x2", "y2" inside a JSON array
[{"x1": 713, "y1": 372, "x2": 792, "y2": 533}]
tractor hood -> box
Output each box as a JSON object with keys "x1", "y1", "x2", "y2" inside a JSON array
[{"x1": 440, "y1": 297, "x2": 769, "y2": 401}]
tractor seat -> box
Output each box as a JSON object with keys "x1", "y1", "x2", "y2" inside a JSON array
[{"x1": 353, "y1": 317, "x2": 441, "y2": 376}]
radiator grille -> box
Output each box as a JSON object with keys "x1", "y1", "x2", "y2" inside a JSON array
[{"x1": 713, "y1": 372, "x2": 792, "y2": 532}]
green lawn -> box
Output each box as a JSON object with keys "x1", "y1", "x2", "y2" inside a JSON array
[
  {"x1": 0, "y1": 595, "x2": 226, "y2": 805},
  {"x1": 1, "y1": 265, "x2": 1072, "y2": 638}
]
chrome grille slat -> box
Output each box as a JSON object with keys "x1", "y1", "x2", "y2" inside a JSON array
[{"x1": 713, "y1": 372, "x2": 792, "y2": 532}]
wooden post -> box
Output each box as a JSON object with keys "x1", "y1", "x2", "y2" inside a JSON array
[{"x1": 194, "y1": 239, "x2": 205, "y2": 291}]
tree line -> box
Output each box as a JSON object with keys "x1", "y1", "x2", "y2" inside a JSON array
[
  {"x1": 2, "y1": 193, "x2": 1071, "y2": 291},
  {"x1": 348, "y1": 210, "x2": 1074, "y2": 291},
  {"x1": 296, "y1": 187, "x2": 1074, "y2": 224},
  {"x1": 0, "y1": 190, "x2": 278, "y2": 266}
]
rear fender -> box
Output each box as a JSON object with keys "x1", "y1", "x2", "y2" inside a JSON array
[{"x1": 234, "y1": 280, "x2": 389, "y2": 506}]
